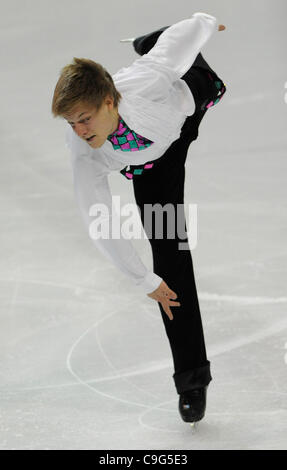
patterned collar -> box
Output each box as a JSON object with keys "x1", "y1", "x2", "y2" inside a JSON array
[{"x1": 107, "y1": 115, "x2": 154, "y2": 152}]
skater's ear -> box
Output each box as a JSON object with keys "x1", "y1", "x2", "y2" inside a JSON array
[{"x1": 103, "y1": 94, "x2": 117, "y2": 109}]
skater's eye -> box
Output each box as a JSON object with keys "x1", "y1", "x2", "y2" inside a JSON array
[{"x1": 78, "y1": 117, "x2": 91, "y2": 124}]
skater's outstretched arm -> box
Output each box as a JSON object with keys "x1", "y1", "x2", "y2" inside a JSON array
[
  {"x1": 132, "y1": 23, "x2": 226, "y2": 56},
  {"x1": 114, "y1": 13, "x2": 225, "y2": 113},
  {"x1": 69, "y1": 149, "x2": 163, "y2": 294},
  {"x1": 133, "y1": 12, "x2": 224, "y2": 79},
  {"x1": 68, "y1": 143, "x2": 181, "y2": 318}
]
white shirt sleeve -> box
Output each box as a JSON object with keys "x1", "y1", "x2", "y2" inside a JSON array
[
  {"x1": 113, "y1": 12, "x2": 218, "y2": 107},
  {"x1": 137, "y1": 12, "x2": 219, "y2": 78},
  {"x1": 71, "y1": 152, "x2": 163, "y2": 294}
]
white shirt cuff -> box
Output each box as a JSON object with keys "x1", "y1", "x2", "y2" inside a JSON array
[{"x1": 138, "y1": 271, "x2": 163, "y2": 294}]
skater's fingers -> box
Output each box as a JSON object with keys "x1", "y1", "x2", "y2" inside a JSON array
[
  {"x1": 164, "y1": 306, "x2": 173, "y2": 321},
  {"x1": 161, "y1": 298, "x2": 181, "y2": 320},
  {"x1": 153, "y1": 280, "x2": 178, "y2": 300},
  {"x1": 169, "y1": 290, "x2": 177, "y2": 299},
  {"x1": 161, "y1": 288, "x2": 177, "y2": 300},
  {"x1": 161, "y1": 292, "x2": 179, "y2": 304}
]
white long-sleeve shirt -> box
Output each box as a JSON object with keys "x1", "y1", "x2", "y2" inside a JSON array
[{"x1": 65, "y1": 12, "x2": 218, "y2": 294}]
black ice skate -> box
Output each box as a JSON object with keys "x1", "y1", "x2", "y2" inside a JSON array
[{"x1": 179, "y1": 386, "x2": 207, "y2": 426}]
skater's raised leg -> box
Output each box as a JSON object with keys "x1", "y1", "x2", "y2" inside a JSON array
[{"x1": 133, "y1": 24, "x2": 226, "y2": 143}]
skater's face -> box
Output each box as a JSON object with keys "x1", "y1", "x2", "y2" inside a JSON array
[{"x1": 63, "y1": 95, "x2": 119, "y2": 149}]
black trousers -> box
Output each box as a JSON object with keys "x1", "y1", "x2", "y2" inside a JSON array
[{"x1": 131, "y1": 27, "x2": 225, "y2": 394}]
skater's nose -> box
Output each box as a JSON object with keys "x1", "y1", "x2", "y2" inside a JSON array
[{"x1": 74, "y1": 122, "x2": 88, "y2": 138}]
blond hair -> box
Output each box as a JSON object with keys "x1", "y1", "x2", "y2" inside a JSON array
[{"x1": 51, "y1": 57, "x2": 122, "y2": 117}]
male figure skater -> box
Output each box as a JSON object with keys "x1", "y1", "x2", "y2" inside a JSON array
[{"x1": 51, "y1": 12, "x2": 226, "y2": 424}]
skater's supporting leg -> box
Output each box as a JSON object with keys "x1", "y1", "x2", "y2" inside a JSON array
[
  {"x1": 130, "y1": 23, "x2": 227, "y2": 394},
  {"x1": 132, "y1": 136, "x2": 212, "y2": 394}
]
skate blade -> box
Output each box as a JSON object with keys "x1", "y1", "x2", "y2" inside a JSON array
[
  {"x1": 190, "y1": 422, "x2": 197, "y2": 432},
  {"x1": 120, "y1": 38, "x2": 135, "y2": 43}
]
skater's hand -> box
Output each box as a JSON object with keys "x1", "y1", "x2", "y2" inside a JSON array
[
  {"x1": 147, "y1": 280, "x2": 181, "y2": 321},
  {"x1": 218, "y1": 24, "x2": 226, "y2": 31}
]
